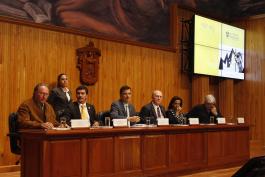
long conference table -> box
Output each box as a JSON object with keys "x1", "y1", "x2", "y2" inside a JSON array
[{"x1": 20, "y1": 124, "x2": 249, "y2": 177}]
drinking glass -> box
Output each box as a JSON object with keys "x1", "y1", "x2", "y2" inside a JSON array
[
  {"x1": 105, "y1": 117, "x2": 111, "y2": 127},
  {"x1": 60, "y1": 117, "x2": 67, "y2": 128},
  {"x1": 182, "y1": 117, "x2": 187, "y2": 125},
  {"x1": 210, "y1": 116, "x2": 215, "y2": 124},
  {"x1": 146, "y1": 117, "x2": 151, "y2": 125}
]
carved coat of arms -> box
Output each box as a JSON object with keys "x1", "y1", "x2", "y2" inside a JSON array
[{"x1": 76, "y1": 41, "x2": 101, "y2": 85}]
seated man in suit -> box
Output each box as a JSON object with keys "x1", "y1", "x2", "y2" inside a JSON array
[
  {"x1": 67, "y1": 85, "x2": 99, "y2": 127},
  {"x1": 110, "y1": 85, "x2": 140, "y2": 123},
  {"x1": 139, "y1": 90, "x2": 166, "y2": 123},
  {"x1": 17, "y1": 83, "x2": 58, "y2": 129},
  {"x1": 187, "y1": 94, "x2": 222, "y2": 124}
]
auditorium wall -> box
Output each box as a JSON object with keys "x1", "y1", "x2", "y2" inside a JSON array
[
  {"x1": 0, "y1": 9, "x2": 191, "y2": 165},
  {"x1": 1, "y1": 6, "x2": 265, "y2": 167},
  {"x1": 234, "y1": 17, "x2": 265, "y2": 147}
]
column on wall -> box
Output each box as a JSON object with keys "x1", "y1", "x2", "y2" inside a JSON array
[
  {"x1": 218, "y1": 79, "x2": 234, "y2": 118},
  {"x1": 191, "y1": 75, "x2": 210, "y2": 106}
]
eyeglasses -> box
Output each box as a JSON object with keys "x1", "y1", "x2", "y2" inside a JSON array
[{"x1": 38, "y1": 92, "x2": 49, "y2": 96}]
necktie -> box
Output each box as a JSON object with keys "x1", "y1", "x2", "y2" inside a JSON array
[
  {"x1": 81, "y1": 104, "x2": 88, "y2": 120},
  {"x1": 157, "y1": 106, "x2": 161, "y2": 118},
  {"x1": 65, "y1": 92, "x2": 71, "y2": 102},
  {"x1": 125, "y1": 104, "x2": 130, "y2": 117}
]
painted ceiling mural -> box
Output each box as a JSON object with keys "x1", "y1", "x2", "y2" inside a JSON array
[{"x1": 0, "y1": 0, "x2": 264, "y2": 46}]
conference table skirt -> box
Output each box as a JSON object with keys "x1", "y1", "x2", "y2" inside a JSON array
[{"x1": 20, "y1": 124, "x2": 249, "y2": 177}]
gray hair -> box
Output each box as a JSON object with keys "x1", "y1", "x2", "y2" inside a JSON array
[{"x1": 204, "y1": 94, "x2": 216, "y2": 104}]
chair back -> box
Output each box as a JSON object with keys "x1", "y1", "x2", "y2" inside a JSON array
[
  {"x1": 97, "y1": 111, "x2": 110, "y2": 125},
  {"x1": 7, "y1": 113, "x2": 21, "y2": 155}
]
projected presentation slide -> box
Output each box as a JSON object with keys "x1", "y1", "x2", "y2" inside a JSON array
[
  {"x1": 194, "y1": 45, "x2": 220, "y2": 76},
  {"x1": 194, "y1": 15, "x2": 245, "y2": 80},
  {"x1": 194, "y1": 16, "x2": 221, "y2": 49}
]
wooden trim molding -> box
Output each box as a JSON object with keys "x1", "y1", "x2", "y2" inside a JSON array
[
  {"x1": 0, "y1": 14, "x2": 176, "y2": 52},
  {"x1": 0, "y1": 165, "x2": 20, "y2": 173}
]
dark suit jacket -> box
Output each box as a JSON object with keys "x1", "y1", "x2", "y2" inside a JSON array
[
  {"x1": 139, "y1": 102, "x2": 166, "y2": 123},
  {"x1": 47, "y1": 87, "x2": 72, "y2": 119},
  {"x1": 110, "y1": 100, "x2": 137, "y2": 119},
  {"x1": 17, "y1": 98, "x2": 58, "y2": 129},
  {"x1": 166, "y1": 109, "x2": 186, "y2": 124},
  {"x1": 66, "y1": 101, "x2": 97, "y2": 125},
  {"x1": 186, "y1": 104, "x2": 222, "y2": 124}
]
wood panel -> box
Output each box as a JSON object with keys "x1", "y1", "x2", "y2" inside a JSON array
[
  {"x1": 0, "y1": 6, "x2": 191, "y2": 166},
  {"x1": 142, "y1": 134, "x2": 168, "y2": 171},
  {"x1": 191, "y1": 75, "x2": 209, "y2": 106},
  {"x1": 207, "y1": 129, "x2": 250, "y2": 168},
  {"x1": 50, "y1": 140, "x2": 81, "y2": 177},
  {"x1": 21, "y1": 138, "x2": 40, "y2": 177},
  {"x1": 234, "y1": 17, "x2": 265, "y2": 147},
  {"x1": 87, "y1": 137, "x2": 114, "y2": 175},
  {"x1": 187, "y1": 132, "x2": 207, "y2": 168},
  {"x1": 20, "y1": 125, "x2": 249, "y2": 177},
  {"x1": 115, "y1": 136, "x2": 141, "y2": 173},
  {"x1": 168, "y1": 134, "x2": 188, "y2": 169},
  {"x1": 219, "y1": 79, "x2": 234, "y2": 118},
  {"x1": 1, "y1": 5, "x2": 265, "y2": 168}
]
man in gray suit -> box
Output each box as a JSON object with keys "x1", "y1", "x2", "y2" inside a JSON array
[{"x1": 110, "y1": 85, "x2": 140, "y2": 123}]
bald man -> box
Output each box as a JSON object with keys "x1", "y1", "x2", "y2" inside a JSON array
[
  {"x1": 139, "y1": 90, "x2": 166, "y2": 123},
  {"x1": 187, "y1": 94, "x2": 222, "y2": 124},
  {"x1": 17, "y1": 83, "x2": 58, "y2": 129}
]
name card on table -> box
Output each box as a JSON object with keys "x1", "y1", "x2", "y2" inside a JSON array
[
  {"x1": 217, "y1": 117, "x2": 226, "y2": 124},
  {"x1": 157, "y1": 118, "x2": 169, "y2": 126},
  {"x1": 113, "y1": 119, "x2": 128, "y2": 127},
  {"x1": 71, "y1": 120, "x2": 90, "y2": 128},
  {"x1": 237, "y1": 117, "x2": 245, "y2": 124},
  {"x1": 189, "y1": 118, "x2": 199, "y2": 125}
]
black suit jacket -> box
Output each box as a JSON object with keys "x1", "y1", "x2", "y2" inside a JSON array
[
  {"x1": 166, "y1": 109, "x2": 186, "y2": 124},
  {"x1": 110, "y1": 100, "x2": 137, "y2": 119},
  {"x1": 47, "y1": 87, "x2": 72, "y2": 118},
  {"x1": 66, "y1": 102, "x2": 97, "y2": 125},
  {"x1": 139, "y1": 102, "x2": 166, "y2": 123},
  {"x1": 187, "y1": 104, "x2": 222, "y2": 124}
]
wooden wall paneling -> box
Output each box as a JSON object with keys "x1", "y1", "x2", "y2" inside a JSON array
[
  {"x1": 6, "y1": 5, "x2": 265, "y2": 168},
  {"x1": 21, "y1": 138, "x2": 40, "y2": 177},
  {"x1": 187, "y1": 132, "x2": 207, "y2": 168},
  {"x1": 0, "y1": 16, "x2": 190, "y2": 166},
  {"x1": 114, "y1": 135, "x2": 141, "y2": 173},
  {"x1": 234, "y1": 17, "x2": 265, "y2": 147},
  {"x1": 87, "y1": 137, "x2": 114, "y2": 175},
  {"x1": 41, "y1": 141, "x2": 51, "y2": 177},
  {"x1": 50, "y1": 140, "x2": 81, "y2": 177},
  {"x1": 222, "y1": 131, "x2": 236, "y2": 159},
  {"x1": 219, "y1": 79, "x2": 234, "y2": 118},
  {"x1": 235, "y1": 130, "x2": 250, "y2": 159},
  {"x1": 209, "y1": 77, "x2": 220, "y2": 104},
  {"x1": 168, "y1": 134, "x2": 189, "y2": 170},
  {"x1": 191, "y1": 75, "x2": 210, "y2": 106},
  {"x1": 207, "y1": 131, "x2": 223, "y2": 166},
  {"x1": 142, "y1": 134, "x2": 168, "y2": 171},
  {"x1": 207, "y1": 129, "x2": 250, "y2": 168}
]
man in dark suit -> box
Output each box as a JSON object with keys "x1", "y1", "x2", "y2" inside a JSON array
[
  {"x1": 17, "y1": 83, "x2": 58, "y2": 129},
  {"x1": 139, "y1": 90, "x2": 166, "y2": 123},
  {"x1": 187, "y1": 94, "x2": 222, "y2": 124},
  {"x1": 66, "y1": 85, "x2": 99, "y2": 127},
  {"x1": 110, "y1": 85, "x2": 140, "y2": 123}
]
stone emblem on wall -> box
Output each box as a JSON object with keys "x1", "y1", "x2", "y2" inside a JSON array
[{"x1": 76, "y1": 41, "x2": 101, "y2": 85}]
